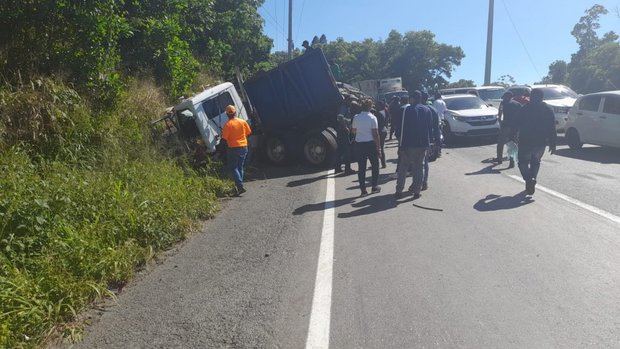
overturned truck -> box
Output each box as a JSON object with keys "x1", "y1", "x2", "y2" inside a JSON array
[{"x1": 153, "y1": 49, "x2": 365, "y2": 167}]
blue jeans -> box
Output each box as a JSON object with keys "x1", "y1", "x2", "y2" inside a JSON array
[
  {"x1": 518, "y1": 145, "x2": 545, "y2": 181},
  {"x1": 228, "y1": 147, "x2": 248, "y2": 189}
]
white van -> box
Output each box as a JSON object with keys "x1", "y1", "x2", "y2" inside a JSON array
[
  {"x1": 172, "y1": 82, "x2": 249, "y2": 153},
  {"x1": 565, "y1": 91, "x2": 620, "y2": 149},
  {"x1": 440, "y1": 86, "x2": 506, "y2": 108}
]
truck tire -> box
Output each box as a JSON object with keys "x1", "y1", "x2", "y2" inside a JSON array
[
  {"x1": 303, "y1": 132, "x2": 336, "y2": 167},
  {"x1": 264, "y1": 135, "x2": 288, "y2": 165}
]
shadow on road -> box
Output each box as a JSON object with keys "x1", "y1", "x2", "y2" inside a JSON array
[
  {"x1": 346, "y1": 173, "x2": 396, "y2": 190},
  {"x1": 554, "y1": 146, "x2": 620, "y2": 165},
  {"x1": 466, "y1": 164, "x2": 501, "y2": 176},
  {"x1": 293, "y1": 197, "x2": 357, "y2": 215},
  {"x1": 337, "y1": 193, "x2": 415, "y2": 218},
  {"x1": 474, "y1": 192, "x2": 534, "y2": 212}
]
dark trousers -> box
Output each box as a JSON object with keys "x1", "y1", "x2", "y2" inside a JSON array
[
  {"x1": 335, "y1": 140, "x2": 352, "y2": 171},
  {"x1": 518, "y1": 145, "x2": 545, "y2": 182},
  {"x1": 379, "y1": 131, "x2": 387, "y2": 167},
  {"x1": 356, "y1": 141, "x2": 379, "y2": 191},
  {"x1": 497, "y1": 126, "x2": 514, "y2": 161},
  {"x1": 227, "y1": 146, "x2": 248, "y2": 189}
]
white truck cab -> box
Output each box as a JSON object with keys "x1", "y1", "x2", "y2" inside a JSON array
[{"x1": 173, "y1": 82, "x2": 248, "y2": 153}]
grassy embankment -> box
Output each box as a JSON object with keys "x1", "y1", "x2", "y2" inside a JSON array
[{"x1": 0, "y1": 78, "x2": 233, "y2": 347}]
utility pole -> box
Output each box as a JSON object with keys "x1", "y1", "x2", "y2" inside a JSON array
[
  {"x1": 288, "y1": 0, "x2": 293, "y2": 60},
  {"x1": 484, "y1": 0, "x2": 494, "y2": 85}
]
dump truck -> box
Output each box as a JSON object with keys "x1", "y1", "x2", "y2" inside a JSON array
[
  {"x1": 152, "y1": 49, "x2": 358, "y2": 167},
  {"x1": 352, "y1": 77, "x2": 408, "y2": 101}
]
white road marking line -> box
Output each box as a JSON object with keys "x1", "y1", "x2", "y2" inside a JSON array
[
  {"x1": 507, "y1": 175, "x2": 620, "y2": 225},
  {"x1": 305, "y1": 169, "x2": 335, "y2": 349}
]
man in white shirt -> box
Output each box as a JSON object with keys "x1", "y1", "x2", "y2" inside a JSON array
[
  {"x1": 352, "y1": 99, "x2": 381, "y2": 196},
  {"x1": 432, "y1": 92, "x2": 448, "y2": 120}
]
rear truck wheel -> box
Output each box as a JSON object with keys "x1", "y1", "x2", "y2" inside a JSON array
[
  {"x1": 566, "y1": 128, "x2": 583, "y2": 150},
  {"x1": 303, "y1": 131, "x2": 337, "y2": 167},
  {"x1": 264, "y1": 136, "x2": 288, "y2": 165}
]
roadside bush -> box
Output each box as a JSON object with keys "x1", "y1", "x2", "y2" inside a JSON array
[{"x1": 0, "y1": 79, "x2": 233, "y2": 347}]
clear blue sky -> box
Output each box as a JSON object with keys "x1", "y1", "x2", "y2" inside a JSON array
[{"x1": 259, "y1": 0, "x2": 619, "y2": 85}]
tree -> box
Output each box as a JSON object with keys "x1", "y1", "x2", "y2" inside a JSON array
[
  {"x1": 0, "y1": 0, "x2": 273, "y2": 102},
  {"x1": 542, "y1": 60, "x2": 568, "y2": 84},
  {"x1": 543, "y1": 5, "x2": 620, "y2": 93},
  {"x1": 446, "y1": 79, "x2": 476, "y2": 88},
  {"x1": 318, "y1": 29, "x2": 464, "y2": 91},
  {"x1": 492, "y1": 74, "x2": 516, "y2": 87}
]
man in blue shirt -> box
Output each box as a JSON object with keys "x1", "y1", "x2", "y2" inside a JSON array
[{"x1": 395, "y1": 91, "x2": 433, "y2": 199}]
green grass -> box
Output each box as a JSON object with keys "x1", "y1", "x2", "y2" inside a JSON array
[{"x1": 0, "y1": 79, "x2": 233, "y2": 347}]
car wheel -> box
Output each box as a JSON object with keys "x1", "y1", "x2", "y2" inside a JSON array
[
  {"x1": 264, "y1": 136, "x2": 288, "y2": 165},
  {"x1": 443, "y1": 122, "x2": 455, "y2": 144},
  {"x1": 566, "y1": 128, "x2": 583, "y2": 150}
]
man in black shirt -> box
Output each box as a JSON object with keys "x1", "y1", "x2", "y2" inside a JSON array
[
  {"x1": 496, "y1": 91, "x2": 522, "y2": 168},
  {"x1": 516, "y1": 89, "x2": 557, "y2": 195}
]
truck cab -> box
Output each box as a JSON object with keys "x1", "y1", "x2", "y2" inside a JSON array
[{"x1": 172, "y1": 82, "x2": 248, "y2": 153}]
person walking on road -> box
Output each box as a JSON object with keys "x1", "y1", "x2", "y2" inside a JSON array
[
  {"x1": 420, "y1": 92, "x2": 442, "y2": 191},
  {"x1": 352, "y1": 99, "x2": 382, "y2": 197},
  {"x1": 395, "y1": 91, "x2": 432, "y2": 200},
  {"x1": 334, "y1": 114, "x2": 354, "y2": 175},
  {"x1": 432, "y1": 92, "x2": 448, "y2": 121},
  {"x1": 496, "y1": 91, "x2": 522, "y2": 168},
  {"x1": 373, "y1": 103, "x2": 388, "y2": 168},
  {"x1": 222, "y1": 105, "x2": 252, "y2": 195},
  {"x1": 516, "y1": 89, "x2": 557, "y2": 195},
  {"x1": 388, "y1": 96, "x2": 401, "y2": 140}
]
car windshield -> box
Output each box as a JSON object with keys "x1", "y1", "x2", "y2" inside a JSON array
[
  {"x1": 445, "y1": 96, "x2": 487, "y2": 110},
  {"x1": 478, "y1": 88, "x2": 506, "y2": 101},
  {"x1": 539, "y1": 87, "x2": 579, "y2": 100}
]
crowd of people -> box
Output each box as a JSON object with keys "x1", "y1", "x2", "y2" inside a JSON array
[
  {"x1": 219, "y1": 85, "x2": 557, "y2": 199},
  {"x1": 334, "y1": 87, "x2": 557, "y2": 199},
  {"x1": 335, "y1": 90, "x2": 443, "y2": 199}
]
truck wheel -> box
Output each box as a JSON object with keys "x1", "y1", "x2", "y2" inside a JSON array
[
  {"x1": 303, "y1": 134, "x2": 333, "y2": 167},
  {"x1": 566, "y1": 128, "x2": 583, "y2": 150},
  {"x1": 264, "y1": 136, "x2": 288, "y2": 165}
]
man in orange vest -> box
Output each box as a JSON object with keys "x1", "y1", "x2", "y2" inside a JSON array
[{"x1": 222, "y1": 105, "x2": 252, "y2": 195}]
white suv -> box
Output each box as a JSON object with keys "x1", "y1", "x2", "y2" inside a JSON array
[
  {"x1": 507, "y1": 84, "x2": 578, "y2": 132},
  {"x1": 440, "y1": 86, "x2": 506, "y2": 108},
  {"x1": 442, "y1": 94, "x2": 500, "y2": 140},
  {"x1": 565, "y1": 91, "x2": 620, "y2": 149}
]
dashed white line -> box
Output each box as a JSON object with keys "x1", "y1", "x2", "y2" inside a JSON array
[
  {"x1": 507, "y1": 175, "x2": 620, "y2": 225},
  {"x1": 305, "y1": 169, "x2": 336, "y2": 349}
]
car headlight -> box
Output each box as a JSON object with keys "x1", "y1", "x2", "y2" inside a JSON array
[{"x1": 553, "y1": 106, "x2": 571, "y2": 114}]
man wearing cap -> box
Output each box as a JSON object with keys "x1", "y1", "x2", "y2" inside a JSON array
[{"x1": 222, "y1": 105, "x2": 252, "y2": 195}]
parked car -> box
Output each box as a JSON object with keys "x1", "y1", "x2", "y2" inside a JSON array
[
  {"x1": 442, "y1": 94, "x2": 500, "y2": 140},
  {"x1": 440, "y1": 86, "x2": 506, "y2": 108},
  {"x1": 507, "y1": 84, "x2": 578, "y2": 132},
  {"x1": 565, "y1": 91, "x2": 620, "y2": 149}
]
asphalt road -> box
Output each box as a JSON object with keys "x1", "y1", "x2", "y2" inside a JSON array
[{"x1": 64, "y1": 137, "x2": 620, "y2": 348}]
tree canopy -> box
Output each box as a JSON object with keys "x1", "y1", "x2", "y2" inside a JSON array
[
  {"x1": 0, "y1": 0, "x2": 273, "y2": 104},
  {"x1": 277, "y1": 30, "x2": 465, "y2": 92},
  {"x1": 543, "y1": 5, "x2": 619, "y2": 93}
]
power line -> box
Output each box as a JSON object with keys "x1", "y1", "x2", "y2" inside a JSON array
[
  {"x1": 296, "y1": 0, "x2": 307, "y2": 41},
  {"x1": 500, "y1": 0, "x2": 541, "y2": 79}
]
